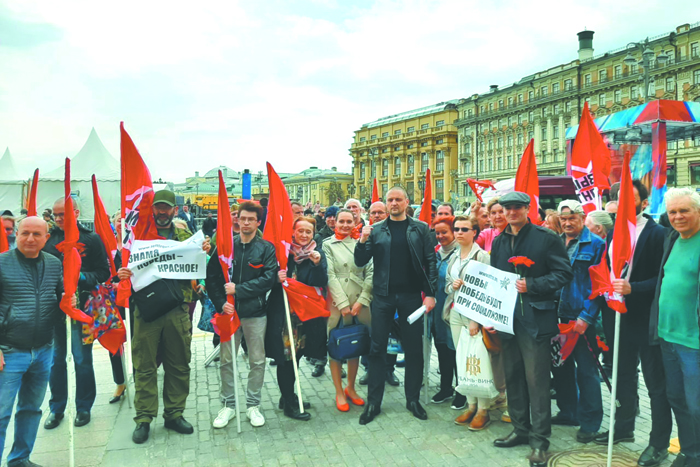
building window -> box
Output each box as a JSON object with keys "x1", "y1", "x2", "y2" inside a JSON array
[
  {"x1": 421, "y1": 123, "x2": 429, "y2": 130},
  {"x1": 407, "y1": 155, "x2": 414, "y2": 175},
  {"x1": 508, "y1": 97, "x2": 514, "y2": 106},
  {"x1": 488, "y1": 159, "x2": 493, "y2": 171},
  {"x1": 507, "y1": 155, "x2": 512, "y2": 168},
  {"x1": 598, "y1": 93, "x2": 606, "y2": 107},
  {"x1": 541, "y1": 85, "x2": 548, "y2": 96},
  {"x1": 691, "y1": 42, "x2": 699, "y2": 58},
  {"x1": 614, "y1": 89, "x2": 622, "y2": 102},
  {"x1": 359, "y1": 136, "x2": 366, "y2": 142},
  {"x1": 614, "y1": 65, "x2": 622, "y2": 78},
  {"x1": 382, "y1": 132, "x2": 389, "y2": 137},
  {"x1": 436, "y1": 138, "x2": 444, "y2": 144},
  {"x1": 465, "y1": 143, "x2": 471, "y2": 155},
  {"x1": 518, "y1": 114, "x2": 524, "y2": 124},
  {"x1": 407, "y1": 126, "x2": 415, "y2": 132},
  {"x1": 480, "y1": 105, "x2": 484, "y2": 114},
  {"x1": 436, "y1": 151, "x2": 444, "y2": 171},
  {"x1": 394, "y1": 157, "x2": 401, "y2": 175},
  {"x1": 394, "y1": 129, "x2": 402, "y2": 135},
  {"x1": 489, "y1": 103, "x2": 494, "y2": 111},
  {"x1": 584, "y1": 74, "x2": 591, "y2": 86},
  {"x1": 497, "y1": 157, "x2": 502, "y2": 170},
  {"x1": 599, "y1": 69, "x2": 606, "y2": 83},
  {"x1": 507, "y1": 135, "x2": 513, "y2": 148},
  {"x1": 565, "y1": 101, "x2": 572, "y2": 113},
  {"x1": 435, "y1": 179, "x2": 444, "y2": 201},
  {"x1": 371, "y1": 134, "x2": 377, "y2": 140},
  {"x1": 382, "y1": 159, "x2": 388, "y2": 177},
  {"x1": 694, "y1": 70, "x2": 700, "y2": 85},
  {"x1": 564, "y1": 79, "x2": 572, "y2": 91},
  {"x1": 667, "y1": 165, "x2": 676, "y2": 186},
  {"x1": 541, "y1": 127, "x2": 547, "y2": 141},
  {"x1": 497, "y1": 100, "x2": 503, "y2": 109},
  {"x1": 467, "y1": 109, "x2": 473, "y2": 117},
  {"x1": 528, "y1": 130, "x2": 534, "y2": 141},
  {"x1": 552, "y1": 82, "x2": 560, "y2": 94},
  {"x1": 631, "y1": 62, "x2": 638, "y2": 74},
  {"x1": 666, "y1": 77, "x2": 675, "y2": 92},
  {"x1": 497, "y1": 137, "x2": 503, "y2": 150},
  {"x1": 528, "y1": 91, "x2": 534, "y2": 101},
  {"x1": 517, "y1": 133, "x2": 523, "y2": 146},
  {"x1": 508, "y1": 116, "x2": 513, "y2": 126},
  {"x1": 528, "y1": 111, "x2": 534, "y2": 122},
  {"x1": 394, "y1": 146, "x2": 400, "y2": 151},
  {"x1": 371, "y1": 161, "x2": 376, "y2": 179},
  {"x1": 691, "y1": 163, "x2": 700, "y2": 185},
  {"x1": 488, "y1": 140, "x2": 493, "y2": 150},
  {"x1": 478, "y1": 160, "x2": 484, "y2": 173},
  {"x1": 407, "y1": 143, "x2": 414, "y2": 149},
  {"x1": 553, "y1": 125, "x2": 559, "y2": 139},
  {"x1": 436, "y1": 120, "x2": 445, "y2": 127},
  {"x1": 553, "y1": 104, "x2": 560, "y2": 114},
  {"x1": 631, "y1": 86, "x2": 638, "y2": 99},
  {"x1": 421, "y1": 153, "x2": 429, "y2": 173},
  {"x1": 518, "y1": 94, "x2": 523, "y2": 103},
  {"x1": 359, "y1": 163, "x2": 366, "y2": 179},
  {"x1": 479, "y1": 141, "x2": 484, "y2": 152},
  {"x1": 421, "y1": 141, "x2": 428, "y2": 147},
  {"x1": 382, "y1": 148, "x2": 388, "y2": 153}
]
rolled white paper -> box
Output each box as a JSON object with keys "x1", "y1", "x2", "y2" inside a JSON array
[{"x1": 407, "y1": 305, "x2": 427, "y2": 324}]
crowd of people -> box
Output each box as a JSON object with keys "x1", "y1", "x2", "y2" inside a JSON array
[{"x1": 1, "y1": 181, "x2": 699, "y2": 467}]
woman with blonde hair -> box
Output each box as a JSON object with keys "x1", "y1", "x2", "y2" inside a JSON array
[{"x1": 543, "y1": 209, "x2": 563, "y2": 235}]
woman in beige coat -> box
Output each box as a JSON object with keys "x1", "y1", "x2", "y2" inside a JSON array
[{"x1": 322, "y1": 209, "x2": 373, "y2": 412}]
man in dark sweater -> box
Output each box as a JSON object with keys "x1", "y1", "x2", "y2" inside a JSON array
[{"x1": 355, "y1": 187, "x2": 438, "y2": 425}]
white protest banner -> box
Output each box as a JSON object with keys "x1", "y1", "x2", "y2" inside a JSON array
[
  {"x1": 452, "y1": 260, "x2": 518, "y2": 335},
  {"x1": 129, "y1": 230, "x2": 207, "y2": 292}
]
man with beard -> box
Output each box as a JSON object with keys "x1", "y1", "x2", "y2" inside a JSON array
[{"x1": 118, "y1": 190, "x2": 211, "y2": 444}]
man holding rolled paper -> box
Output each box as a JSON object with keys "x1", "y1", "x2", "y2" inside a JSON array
[{"x1": 354, "y1": 186, "x2": 438, "y2": 425}]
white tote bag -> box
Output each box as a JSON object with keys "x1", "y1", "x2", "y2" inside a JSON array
[{"x1": 455, "y1": 329, "x2": 499, "y2": 400}]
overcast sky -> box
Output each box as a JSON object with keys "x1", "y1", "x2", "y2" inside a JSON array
[{"x1": 2, "y1": 0, "x2": 698, "y2": 183}]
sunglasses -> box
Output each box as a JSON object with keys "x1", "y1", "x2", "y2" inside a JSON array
[{"x1": 454, "y1": 227, "x2": 473, "y2": 232}]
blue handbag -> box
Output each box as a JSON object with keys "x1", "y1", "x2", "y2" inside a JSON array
[{"x1": 328, "y1": 316, "x2": 370, "y2": 361}]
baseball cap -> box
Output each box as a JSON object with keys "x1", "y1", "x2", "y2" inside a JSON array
[
  {"x1": 153, "y1": 190, "x2": 176, "y2": 207},
  {"x1": 557, "y1": 199, "x2": 584, "y2": 215},
  {"x1": 499, "y1": 191, "x2": 531, "y2": 207}
]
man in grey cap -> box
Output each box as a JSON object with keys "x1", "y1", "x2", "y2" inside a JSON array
[
  {"x1": 550, "y1": 200, "x2": 606, "y2": 443},
  {"x1": 490, "y1": 191, "x2": 573, "y2": 467}
]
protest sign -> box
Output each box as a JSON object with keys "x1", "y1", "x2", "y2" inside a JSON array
[
  {"x1": 452, "y1": 260, "x2": 518, "y2": 335},
  {"x1": 129, "y1": 230, "x2": 207, "y2": 292}
]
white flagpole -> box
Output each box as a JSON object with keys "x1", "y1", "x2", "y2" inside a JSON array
[
  {"x1": 66, "y1": 317, "x2": 75, "y2": 467},
  {"x1": 423, "y1": 316, "x2": 430, "y2": 405},
  {"x1": 282, "y1": 288, "x2": 305, "y2": 414},
  {"x1": 120, "y1": 221, "x2": 134, "y2": 387},
  {"x1": 606, "y1": 311, "x2": 622, "y2": 467},
  {"x1": 119, "y1": 344, "x2": 132, "y2": 408},
  {"x1": 231, "y1": 315, "x2": 242, "y2": 434}
]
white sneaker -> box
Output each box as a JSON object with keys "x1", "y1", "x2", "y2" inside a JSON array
[
  {"x1": 246, "y1": 406, "x2": 265, "y2": 427},
  {"x1": 213, "y1": 407, "x2": 236, "y2": 429}
]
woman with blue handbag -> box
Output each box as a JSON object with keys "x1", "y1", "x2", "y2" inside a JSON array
[{"x1": 322, "y1": 209, "x2": 373, "y2": 412}]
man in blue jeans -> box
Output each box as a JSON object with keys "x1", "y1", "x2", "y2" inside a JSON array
[
  {"x1": 551, "y1": 200, "x2": 606, "y2": 443},
  {"x1": 0, "y1": 217, "x2": 73, "y2": 467}
]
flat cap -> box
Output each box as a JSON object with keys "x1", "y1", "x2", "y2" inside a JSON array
[
  {"x1": 153, "y1": 189, "x2": 176, "y2": 207},
  {"x1": 557, "y1": 199, "x2": 584, "y2": 215},
  {"x1": 499, "y1": 191, "x2": 530, "y2": 206}
]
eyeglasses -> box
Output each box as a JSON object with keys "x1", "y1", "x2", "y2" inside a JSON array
[
  {"x1": 239, "y1": 217, "x2": 257, "y2": 224},
  {"x1": 454, "y1": 227, "x2": 473, "y2": 232}
]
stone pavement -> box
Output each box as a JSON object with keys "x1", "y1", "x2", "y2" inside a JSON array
[{"x1": 4, "y1": 310, "x2": 678, "y2": 467}]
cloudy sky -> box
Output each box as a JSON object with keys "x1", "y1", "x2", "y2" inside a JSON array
[{"x1": 1, "y1": 0, "x2": 698, "y2": 183}]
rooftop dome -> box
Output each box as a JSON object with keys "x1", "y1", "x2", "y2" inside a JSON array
[{"x1": 204, "y1": 166, "x2": 240, "y2": 179}]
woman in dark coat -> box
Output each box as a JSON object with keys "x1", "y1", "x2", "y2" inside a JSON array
[{"x1": 266, "y1": 216, "x2": 328, "y2": 420}]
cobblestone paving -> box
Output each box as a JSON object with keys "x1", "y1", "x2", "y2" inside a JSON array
[{"x1": 4, "y1": 309, "x2": 677, "y2": 466}]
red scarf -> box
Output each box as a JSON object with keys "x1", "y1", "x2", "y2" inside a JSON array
[{"x1": 335, "y1": 224, "x2": 361, "y2": 241}]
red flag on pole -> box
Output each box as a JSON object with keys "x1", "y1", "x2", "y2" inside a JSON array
[
  {"x1": 213, "y1": 170, "x2": 240, "y2": 342},
  {"x1": 419, "y1": 169, "x2": 432, "y2": 225},
  {"x1": 263, "y1": 162, "x2": 294, "y2": 270},
  {"x1": 0, "y1": 216, "x2": 9, "y2": 253},
  {"x1": 515, "y1": 139, "x2": 540, "y2": 224},
  {"x1": 27, "y1": 169, "x2": 39, "y2": 217},
  {"x1": 116, "y1": 122, "x2": 162, "y2": 307},
  {"x1": 283, "y1": 278, "x2": 329, "y2": 321},
  {"x1": 91, "y1": 176, "x2": 117, "y2": 278},
  {"x1": 571, "y1": 102, "x2": 611, "y2": 213},
  {"x1": 56, "y1": 159, "x2": 93, "y2": 323},
  {"x1": 371, "y1": 178, "x2": 380, "y2": 203},
  {"x1": 467, "y1": 179, "x2": 495, "y2": 203}
]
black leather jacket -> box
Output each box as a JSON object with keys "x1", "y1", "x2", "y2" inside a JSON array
[
  {"x1": 354, "y1": 216, "x2": 438, "y2": 297},
  {"x1": 0, "y1": 250, "x2": 64, "y2": 350},
  {"x1": 206, "y1": 235, "x2": 278, "y2": 319}
]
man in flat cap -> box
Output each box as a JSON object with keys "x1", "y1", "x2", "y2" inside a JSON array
[{"x1": 490, "y1": 191, "x2": 573, "y2": 467}]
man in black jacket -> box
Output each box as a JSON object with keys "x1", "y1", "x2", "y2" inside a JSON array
[
  {"x1": 206, "y1": 201, "x2": 277, "y2": 429},
  {"x1": 490, "y1": 192, "x2": 573, "y2": 467},
  {"x1": 43, "y1": 198, "x2": 110, "y2": 430},
  {"x1": 0, "y1": 217, "x2": 74, "y2": 467},
  {"x1": 354, "y1": 186, "x2": 438, "y2": 425},
  {"x1": 177, "y1": 204, "x2": 197, "y2": 233},
  {"x1": 594, "y1": 181, "x2": 672, "y2": 467}
]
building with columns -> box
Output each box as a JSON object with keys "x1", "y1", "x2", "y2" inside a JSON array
[
  {"x1": 349, "y1": 101, "x2": 460, "y2": 205},
  {"x1": 454, "y1": 22, "x2": 700, "y2": 204},
  {"x1": 282, "y1": 166, "x2": 354, "y2": 206}
]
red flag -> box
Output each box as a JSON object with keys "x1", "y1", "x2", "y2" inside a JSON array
[
  {"x1": 467, "y1": 179, "x2": 495, "y2": 203},
  {"x1": 27, "y1": 169, "x2": 39, "y2": 217},
  {"x1": 371, "y1": 178, "x2": 380, "y2": 203},
  {"x1": 419, "y1": 169, "x2": 432, "y2": 225},
  {"x1": 116, "y1": 122, "x2": 162, "y2": 307},
  {"x1": 571, "y1": 102, "x2": 611, "y2": 213},
  {"x1": 91, "y1": 176, "x2": 117, "y2": 278},
  {"x1": 515, "y1": 139, "x2": 540, "y2": 224},
  {"x1": 552, "y1": 322, "x2": 580, "y2": 366},
  {"x1": 0, "y1": 216, "x2": 9, "y2": 253},
  {"x1": 651, "y1": 122, "x2": 667, "y2": 189},
  {"x1": 263, "y1": 162, "x2": 294, "y2": 270},
  {"x1": 283, "y1": 278, "x2": 329, "y2": 321},
  {"x1": 610, "y1": 151, "x2": 637, "y2": 286},
  {"x1": 55, "y1": 159, "x2": 93, "y2": 324},
  {"x1": 212, "y1": 170, "x2": 240, "y2": 342}
]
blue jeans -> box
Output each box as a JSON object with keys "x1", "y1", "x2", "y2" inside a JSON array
[
  {"x1": 551, "y1": 321, "x2": 603, "y2": 433},
  {"x1": 0, "y1": 345, "x2": 53, "y2": 465},
  {"x1": 660, "y1": 340, "x2": 700, "y2": 463},
  {"x1": 49, "y1": 319, "x2": 96, "y2": 414}
]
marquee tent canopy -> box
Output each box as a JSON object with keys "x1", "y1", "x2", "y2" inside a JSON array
[{"x1": 0, "y1": 147, "x2": 25, "y2": 215}]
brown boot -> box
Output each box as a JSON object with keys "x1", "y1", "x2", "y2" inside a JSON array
[
  {"x1": 454, "y1": 407, "x2": 476, "y2": 426},
  {"x1": 468, "y1": 412, "x2": 490, "y2": 431}
]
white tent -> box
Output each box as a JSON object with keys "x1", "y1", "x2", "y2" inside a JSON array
[
  {"x1": 38, "y1": 128, "x2": 121, "y2": 222},
  {"x1": 0, "y1": 148, "x2": 27, "y2": 216}
]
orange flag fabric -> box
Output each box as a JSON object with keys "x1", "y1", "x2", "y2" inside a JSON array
[
  {"x1": 467, "y1": 179, "x2": 496, "y2": 203},
  {"x1": 0, "y1": 217, "x2": 9, "y2": 253},
  {"x1": 515, "y1": 139, "x2": 540, "y2": 224},
  {"x1": 283, "y1": 278, "x2": 329, "y2": 321},
  {"x1": 263, "y1": 162, "x2": 294, "y2": 271},
  {"x1": 371, "y1": 178, "x2": 380, "y2": 204},
  {"x1": 27, "y1": 169, "x2": 39, "y2": 217},
  {"x1": 571, "y1": 102, "x2": 611, "y2": 213},
  {"x1": 91, "y1": 176, "x2": 118, "y2": 278},
  {"x1": 419, "y1": 169, "x2": 432, "y2": 225}
]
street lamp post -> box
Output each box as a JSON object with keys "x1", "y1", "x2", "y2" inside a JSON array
[{"x1": 623, "y1": 39, "x2": 669, "y2": 103}]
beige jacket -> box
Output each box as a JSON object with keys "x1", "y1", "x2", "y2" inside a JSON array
[
  {"x1": 442, "y1": 242, "x2": 490, "y2": 322},
  {"x1": 322, "y1": 236, "x2": 373, "y2": 312}
]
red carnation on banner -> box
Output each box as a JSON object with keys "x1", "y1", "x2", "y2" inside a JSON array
[
  {"x1": 515, "y1": 139, "x2": 540, "y2": 224},
  {"x1": 467, "y1": 179, "x2": 495, "y2": 203},
  {"x1": 508, "y1": 256, "x2": 534, "y2": 315},
  {"x1": 283, "y1": 278, "x2": 329, "y2": 321},
  {"x1": 55, "y1": 159, "x2": 93, "y2": 324},
  {"x1": 0, "y1": 217, "x2": 9, "y2": 253},
  {"x1": 212, "y1": 170, "x2": 240, "y2": 342},
  {"x1": 371, "y1": 178, "x2": 380, "y2": 204},
  {"x1": 263, "y1": 162, "x2": 294, "y2": 270},
  {"x1": 419, "y1": 169, "x2": 432, "y2": 225},
  {"x1": 27, "y1": 169, "x2": 39, "y2": 217},
  {"x1": 116, "y1": 122, "x2": 162, "y2": 307},
  {"x1": 571, "y1": 102, "x2": 611, "y2": 213}
]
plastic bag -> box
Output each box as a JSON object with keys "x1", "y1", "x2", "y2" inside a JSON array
[
  {"x1": 197, "y1": 294, "x2": 216, "y2": 333},
  {"x1": 455, "y1": 328, "x2": 499, "y2": 400}
]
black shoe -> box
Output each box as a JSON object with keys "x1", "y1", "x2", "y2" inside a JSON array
[
  {"x1": 528, "y1": 448, "x2": 548, "y2": 467},
  {"x1": 406, "y1": 401, "x2": 428, "y2": 420},
  {"x1": 132, "y1": 422, "x2": 150, "y2": 444},
  {"x1": 593, "y1": 431, "x2": 634, "y2": 445},
  {"x1": 43, "y1": 413, "x2": 64, "y2": 430},
  {"x1": 283, "y1": 399, "x2": 312, "y2": 421},
  {"x1": 494, "y1": 431, "x2": 530, "y2": 448},
  {"x1": 431, "y1": 388, "x2": 454, "y2": 404},
  {"x1": 359, "y1": 373, "x2": 369, "y2": 385},
  {"x1": 278, "y1": 396, "x2": 311, "y2": 410},
  {"x1": 637, "y1": 445, "x2": 669, "y2": 467},
  {"x1": 386, "y1": 371, "x2": 400, "y2": 386},
  {"x1": 451, "y1": 393, "x2": 467, "y2": 410},
  {"x1": 74, "y1": 411, "x2": 91, "y2": 427},
  {"x1": 164, "y1": 416, "x2": 194, "y2": 434},
  {"x1": 311, "y1": 364, "x2": 325, "y2": 377},
  {"x1": 671, "y1": 453, "x2": 686, "y2": 467},
  {"x1": 8, "y1": 459, "x2": 44, "y2": 467},
  {"x1": 551, "y1": 412, "x2": 579, "y2": 426},
  {"x1": 359, "y1": 404, "x2": 380, "y2": 425},
  {"x1": 576, "y1": 430, "x2": 598, "y2": 444}
]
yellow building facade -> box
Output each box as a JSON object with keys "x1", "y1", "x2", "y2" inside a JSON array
[
  {"x1": 282, "y1": 167, "x2": 354, "y2": 206},
  {"x1": 349, "y1": 101, "x2": 460, "y2": 205}
]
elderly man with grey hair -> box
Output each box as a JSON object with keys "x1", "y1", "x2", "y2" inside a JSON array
[
  {"x1": 584, "y1": 210, "x2": 613, "y2": 239},
  {"x1": 650, "y1": 187, "x2": 700, "y2": 467},
  {"x1": 344, "y1": 198, "x2": 365, "y2": 227}
]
